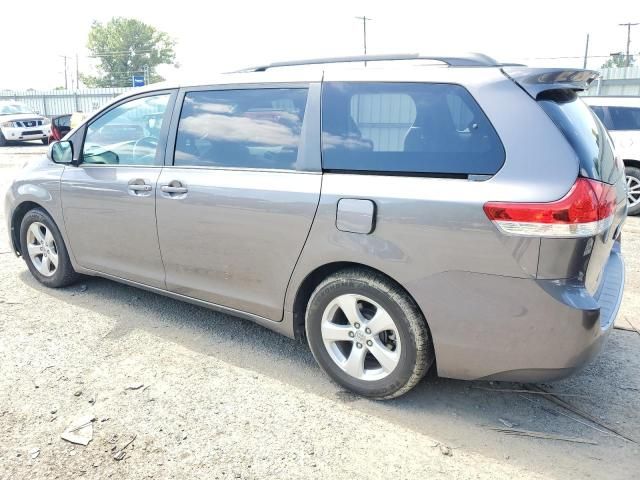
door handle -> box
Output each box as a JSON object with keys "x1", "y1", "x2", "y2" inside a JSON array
[
  {"x1": 161, "y1": 185, "x2": 188, "y2": 194},
  {"x1": 128, "y1": 184, "x2": 152, "y2": 192}
]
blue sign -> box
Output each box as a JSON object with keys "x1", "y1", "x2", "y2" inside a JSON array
[{"x1": 132, "y1": 75, "x2": 145, "y2": 87}]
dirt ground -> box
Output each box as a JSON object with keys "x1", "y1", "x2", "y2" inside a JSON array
[{"x1": 1, "y1": 144, "x2": 639, "y2": 479}]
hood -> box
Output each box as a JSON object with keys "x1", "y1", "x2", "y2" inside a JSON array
[{"x1": 0, "y1": 112, "x2": 46, "y2": 121}]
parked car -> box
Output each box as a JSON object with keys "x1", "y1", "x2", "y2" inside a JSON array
[
  {"x1": 0, "y1": 101, "x2": 52, "y2": 145},
  {"x1": 583, "y1": 96, "x2": 640, "y2": 215},
  {"x1": 48, "y1": 114, "x2": 72, "y2": 144},
  {"x1": 4, "y1": 54, "x2": 627, "y2": 399}
]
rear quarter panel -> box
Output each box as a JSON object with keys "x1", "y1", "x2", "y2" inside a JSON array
[{"x1": 286, "y1": 68, "x2": 583, "y2": 379}]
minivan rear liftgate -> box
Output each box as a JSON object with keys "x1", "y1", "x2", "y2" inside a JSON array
[{"x1": 475, "y1": 68, "x2": 628, "y2": 379}]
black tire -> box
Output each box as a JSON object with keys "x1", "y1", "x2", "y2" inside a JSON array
[
  {"x1": 19, "y1": 208, "x2": 80, "y2": 288},
  {"x1": 306, "y1": 268, "x2": 434, "y2": 400},
  {"x1": 626, "y1": 166, "x2": 640, "y2": 216},
  {"x1": 42, "y1": 138, "x2": 49, "y2": 145},
  {"x1": 0, "y1": 130, "x2": 7, "y2": 146}
]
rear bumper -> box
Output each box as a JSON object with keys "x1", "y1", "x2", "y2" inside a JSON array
[{"x1": 425, "y1": 242, "x2": 624, "y2": 381}]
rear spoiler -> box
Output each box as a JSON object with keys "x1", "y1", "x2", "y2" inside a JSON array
[{"x1": 501, "y1": 67, "x2": 599, "y2": 98}]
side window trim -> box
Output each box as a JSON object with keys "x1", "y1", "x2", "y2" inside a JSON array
[
  {"x1": 165, "y1": 83, "x2": 318, "y2": 172},
  {"x1": 79, "y1": 89, "x2": 178, "y2": 168}
]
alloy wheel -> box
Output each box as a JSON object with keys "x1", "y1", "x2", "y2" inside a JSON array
[
  {"x1": 321, "y1": 294, "x2": 401, "y2": 381},
  {"x1": 26, "y1": 222, "x2": 58, "y2": 277},
  {"x1": 627, "y1": 174, "x2": 640, "y2": 209}
]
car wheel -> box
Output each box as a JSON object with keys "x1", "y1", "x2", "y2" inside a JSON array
[
  {"x1": 306, "y1": 268, "x2": 434, "y2": 400},
  {"x1": 0, "y1": 130, "x2": 6, "y2": 146},
  {"x1": 42, "y1": 138, "x2": 49, "y2": 145},
  {"x1": 19, "y1": 208, "x2": 80, "y2": 288},
  {"x1": 626, "y1": 166, "x2": 640, "y2": 216}
]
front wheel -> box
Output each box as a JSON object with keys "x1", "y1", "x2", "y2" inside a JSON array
[
  {"x1": 42, "y1": 138, "x2": 49, "y2": 145},
  {"x1": 626, "y1": 166, "x2": 640, "y2": 216},
  {"x1": 19, "y1": 208, "x2": 80, "y2": 288},
  {"x1": 306, "y1": 269, "x2": 434, "y2": 400}
]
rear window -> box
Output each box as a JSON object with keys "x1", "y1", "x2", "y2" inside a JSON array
[
  {"x1": 321, "y1": 82, "x2": 505, "y2": 176},
  {"x1": 538, "y1": 91, "x2": 620, "y2": 184}
]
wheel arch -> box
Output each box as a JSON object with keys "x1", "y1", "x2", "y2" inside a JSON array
[
  {"x1": 623, "y1": 158, "x2": 640, "y2": 169},
  {"x1": 10, "y1": 200, "x2": 48, "y2": 256},
  {"x1": 291, "y1": 261, "x2": 431, "y2": 341}
]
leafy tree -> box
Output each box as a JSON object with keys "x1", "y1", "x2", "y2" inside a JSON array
[
  {"x1": 601, "y1": 53, "x2": 636, "y2": 69},
  {"x1": 81, "y1": 17, "x2": 176, "y2": 88}
]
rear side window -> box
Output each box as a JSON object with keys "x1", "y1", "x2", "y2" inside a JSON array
[
  {"x1": 538, "y1": 91, "x2": 620, "y2": 184},
  {"x1": 174, "y1": 88, "x2": 308, "y2": 170},
  {"x1": 606, "y1": 106, "x2": 640, "y2": 131},
  {"x1": 321, "y1": 82, "x2": 505, "y2": 176}
]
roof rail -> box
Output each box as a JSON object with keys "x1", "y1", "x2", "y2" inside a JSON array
[{"x1": 236, "y1": 53, "x2": 505, "y2": 72}]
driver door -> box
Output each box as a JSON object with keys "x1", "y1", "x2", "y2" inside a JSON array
[{"x1": 60, "y1": 91, "x2": 176, "y2": 288}]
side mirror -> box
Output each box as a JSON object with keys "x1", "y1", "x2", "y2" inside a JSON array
[{"x1": 48, "y1": 141, "x2": 74, "y2": 164}]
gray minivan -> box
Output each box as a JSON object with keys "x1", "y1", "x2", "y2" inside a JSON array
[{"x1": 4, "y1": 54, "x2": 627, "y2": 399}]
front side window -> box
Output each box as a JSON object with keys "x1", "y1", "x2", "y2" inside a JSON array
[
  {"x1": 321, "y1": 82, "x2": 505, "y2": 175},
  {"x1": 82, "y1": 94, "x2": 171, "y2": 166},
  {"x1": 174, "y1": 88, "x2": 308, "y2": 170}
]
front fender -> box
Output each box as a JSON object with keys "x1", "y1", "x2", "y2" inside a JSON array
[{"x1": 5, "y1": 156, "x2": 67, "y2": 256}]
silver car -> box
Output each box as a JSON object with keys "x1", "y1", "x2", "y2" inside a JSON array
[{"x1": 4, "y1": 54, "x2": 627, "y2": 399}]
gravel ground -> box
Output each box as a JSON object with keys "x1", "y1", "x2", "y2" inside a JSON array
[{"x1": 1, "y1": 144, "x2": 639, "y2": 479}]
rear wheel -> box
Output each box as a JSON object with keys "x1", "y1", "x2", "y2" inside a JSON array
[
  {"x1": 626, "y1": 166, "x2": 640, "y2": 216},
  {"x1": 41, "y1": 138, "x2": 49, "y2": 145},
  {"x1": 19, "y1": 208, "x2": 80, "y2": 288},
  {"x1": 306, "y1": 269, "x2": 433, "y2": 400}
]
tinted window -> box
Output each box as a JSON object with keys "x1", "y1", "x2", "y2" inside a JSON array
[
  {"x1": 608, "y1": 106, "x2": 640, "y2": 130},
  {"x1": 539, "y1": 91, "x2": 619, "y2": 184},
  {"x1": 56, "y1": 115, "x2": 71, "y2": 128},
  {"x1": 321, "y1": 82, "x2": 505, "y2": 175},
  {"x1": 589, "y1": 105, "x2": 612, "y2": 129},
  {"x1": 83, "y1": 94, "x2": 170, "y2": 166},
  {"x1": 174, "y1": 88, "x2": 308, "y2": 170}
]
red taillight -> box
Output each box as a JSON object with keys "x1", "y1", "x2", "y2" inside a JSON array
[{"x1": 484, "y1": 178, "x2": 616, "y2": 237}]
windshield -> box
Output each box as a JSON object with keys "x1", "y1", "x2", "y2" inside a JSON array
[{"x1": 0, "y1": 103, "x2": 35, "y2": 115}]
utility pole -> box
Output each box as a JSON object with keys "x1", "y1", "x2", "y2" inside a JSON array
[
  {"x1": 355, "y1": 16, "x2": 373, "y2": 65},
  {"x1": 75, "y1": 53, "x2": 80, "y2": 89},
  {"x1": 619, "y1": 22, "x2": 639, "y2": 67},
  {"x1": 59, "y1": 55, "x2": 70, "y2": 89},
  {"x1": 583, "y1": 33, "x2": 590, "y2": 69}
]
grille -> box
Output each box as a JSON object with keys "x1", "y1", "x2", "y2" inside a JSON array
[{"x1": 16, "y1": 119, "x2": 43, "y2": 128}]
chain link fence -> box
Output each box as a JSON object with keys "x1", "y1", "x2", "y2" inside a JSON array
[{"x1": 0, "y1": 88, "x2": 132, "y2": 116}]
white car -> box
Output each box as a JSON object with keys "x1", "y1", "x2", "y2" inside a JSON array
[
  {"x1": 0, "y1": 101, "x2": 52, "y2": 146},
  {"x1": 583, "y1": 96, "x2": 640, "y2": 215}
]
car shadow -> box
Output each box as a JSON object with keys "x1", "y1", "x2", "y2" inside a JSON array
[
  {"x1": 1, "y1": 140, "x2": 47, "y2": 147},
  {"x1": 17, "y1": 269, "x2": 640, "y2": 479}
]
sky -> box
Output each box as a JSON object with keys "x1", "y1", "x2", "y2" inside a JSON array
[{"x1": 0, "y1": 0, "x2": 638, "y2": 90}]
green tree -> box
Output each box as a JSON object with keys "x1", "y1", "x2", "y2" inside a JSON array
[
  {"x1": 81, "y1": 17, "x2": 176, "y2": 88},
  {"x1": 601, "y1": 53, "x2": 636, "y2": 68}
]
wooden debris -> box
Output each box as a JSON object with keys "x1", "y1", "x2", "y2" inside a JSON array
[
  {"x1": 493, "y1": 428, "x2": 597, "y2": 445},
  {"x1": 472, "y1": 386, "x2": 587, "y2": 397},
  {"x1": 525, "y1": 385, "x2": 637, "y2": 444}
]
